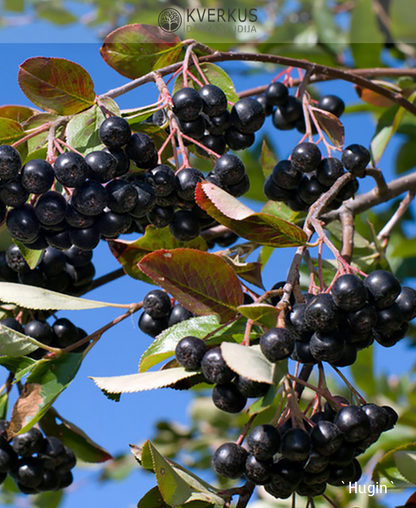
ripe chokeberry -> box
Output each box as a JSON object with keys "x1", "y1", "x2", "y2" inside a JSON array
[
  {"x1": 245, "y1": 454, "x2": 273, "y2": 484},
  {"x1": 235, "y1": 376, "x2": 270, "y2": 398},
  {"x1": 6, "y1": 204, "x2": 41, "y2": 243},
  {"x1": 256, "y1": 95, "x2": 274, "y2": 116},
  {"x1": 169, "y1": 210, "x2": 200, "y2": 241},
  {"x1": 331, "y1": 274, "x2": 368, "y2": 312},
  {"x1": 265, "y1": 82, "x2": 289, "y2": 106},
  {"x1": 129, "y1": 182, "x2": 156, "y2": 218},
  {"x1": 206, "y1": 110, "x2": 231, "y2": 135},
  {"x1": 201, "y1": 347, "x2": 234, "y2": 384},
  {"x1": 247, "y1": 424, "x2": 281, "y2": 461},
  {"x1": 0, "y1": 178, "x2": 28, "y2": 207},
  {"x1": 260, "y1": 327, "x2": 295, "y2": 362},
  {"x1": 341, "y1": 144, "x2": 371, "y2": 177},
  {"x1": 212, "y1": 442, "x2": 247, "y2": 479},
  {"x1": 212, "y1": 383, "x2": 247, "y2": 413},
  {"x1": 168, "y1": 304, "x2": 194, "y2": 327},
  {"x1": 85, "y1": 150, "x2": 117, "y2": 183},
  {"x1": 99, "y1": 116, "x2": 131, "y2": 149},
  {"x1": 125, "y1": 133, "x2": 157, "y2": 169},
  {"x1": 396, "y1": 286, "x2": 416, "y2": 321},
  {"x1": 281, "y1": 428, "x2": 311, "y2": 461},
  {"x1": 224, "y1": 127, "x2": 255, "y2": 150},
  {"x1": 318, "y1": 95, "x2": 345, "y2": 117},
  {"x1": 291, "y1": 142, "x2": 322, "y2": 173},
  {"x1": 180, "y1": 117, "x2": 206, "y2": 141},
  {"x1": 35, "y1": 191, "x2": 67, "y2": 226},
  {"x1": 146, "y1": 165, "x2": 177, "y2": 197},
  {"x1": 310, "y1": 331, "x2": 346, "y2": 363},
  {"x1": 69, "y1": 225, "x2": 101, "y2": 251},
  {"x1": 310, "y1": 420, "x2": 344, "y2": 456},
  {"x1": 230, "y1": 98, "x2": 265, "y2": 134},
  {"x1": 53, "y1": 152, "x2": 88, "y2": 188},
  {"x1": 143, "y1": 290, "x2": 171, "y2": 319},
  {"x1": 172, "y1": 87, "x2": 203, "y2": 122},
  {"x1": 272, "y1": 107, "x2": 296, "y2": 130},
  {"x1": 271, "y1": 160, "x2": 302, "y2": 190},
  {"x1": 196, "y1": 134, "x2": 226, "y2": 156},
  {"x1": 298, "y1": 175, "x2": 328, "y2": 205},
  {"x1": 106, "y1": 179, "x2": 138, "y2": 213},
  {"x1": 12, "y1": 428, "x2": 44, "y2": 456},
  {"x1": 5, "y1": 244, "x2": 31, "y2": 273},
  {"x1": 334, "y1": 405, "x2": 370, "y2": 442},
  {"x1": 138, "y1": 311, "x2": 168, "y2": 338},
  {"x1": 199, "y1": 84, "x2": 228, "y2": 116},
  {"x1": 176, "y1": 167, "x2": 203, "y2": 202},
  {"x1": 316, "y1": 157, "x2": 345, "y2": 187},
  {"x1": 212, "y1": 154, "x2": 246, "y2": 186},
  {"x1": 304, "y1": 293, "x2": 338, "y2": 332},
  {"x1": 72, "y1": 181, "x2": 108, "y2": 216},
  {"x1": 175, "y1": 336, "x2": 207, "y2": 370},
  {"x1": 0, "y1": 145, "x2": 21, "y2": 179}
]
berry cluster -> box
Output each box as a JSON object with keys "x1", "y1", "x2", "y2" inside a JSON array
[
  {"x1": 264, "y1": 142, "x2": 370, "y2": 212},
  {"x1": 171, "y1": 85, "x2": 265, "y2": 154},
  {"x1": 175, "y1": 336, "x2": 271, "y2": 413},
  {"x1": 258, "y1": 81, "x2": 345, "y2": 134},
  {"x1": 0, "y1": 423, "x2": 76, "y2": 494},
  {"x1": 212, "y1": 400, "x2": 397, "y2": 499},
  {"x1": 138, "y1": 289, "x2": 195, "y2": 338},
  {"x1": 0, "y1": 244, "x2": 94, "y2": 296},
  {"x1": 0, "y1": 316, "x2": 89, "y2": 358},
  {"x1": 284, "y1": 271, "x2": 416, "y2": 366}
]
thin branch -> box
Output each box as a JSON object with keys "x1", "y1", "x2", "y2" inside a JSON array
[
  {"x1": 323, "y1": 170, "x2": 416, "y2": 222},
  {"x1": 340, "y1": 209, "x2": 354, "y2": 264},
  {"x1": 88, "y1": 268, "x2": 126, "y2": 292},
  {"x1": 100, "y1": 47, "x2": 416, "y2": 117},
  {"x1": 377, "y1": 191, "x2": 415, "y2": 241},
  {"x1": 365, "y1": 167, "x2": 390, "y2": 197},
  {"x1": 235, "y1": 482, "x2": 255, "y2": 508}
]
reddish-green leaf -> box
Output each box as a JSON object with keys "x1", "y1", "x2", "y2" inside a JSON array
[
  {"x1": 18, "y1": 57, "x2": 96, "y2": 115},
  {"x1": 0, "y1": 117, "x2": 25, "y2": 145},
  {"x1": 139, "y1": 249, "x2": 244, "y2": 322},
  {"x1": 310, "y1": 107, "x2": 344, "y2": 147},
  {"x1": 100, "y1": 24, "x2": 183, "y2": 79},
  {"x1": 108, "y1": 225, "x2": 207, "y2": 284},
  {"x1": 0, "y1": 105, "x2": 38, "y2": 122},
  {"x1": 224, "y1": 257, "x2": 264, "y2": 289},
  {"x1": 260, "y1": 139, "x2": 277, "y2": 178},
  {"x1": 195, "y1": 182, "x2": 307, "y2": 247},
  {"x1": 355, "y1": 85, "x2": 395, "y2": 108}
]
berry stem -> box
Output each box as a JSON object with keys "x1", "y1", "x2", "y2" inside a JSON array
[
  {"x1": 181, "y1": 133, "x2": 222, "y2": 158},
  {"x1": 242, "y1": 319, "x2": 253, "y2": 347},
  {"x1": 318, "y1": 239, "x2": 325, "y2": 291},
  {"x1": 191, "y1": 53, "x2": 210, "y2": 85},
  {"x1": 182, "y1": 43, "x2": 196, "y2": 88},
  {"x1": 11, "y1": 123, "x2": 52, "y2": 148},
  {"x1": 330, "y1": 365, "x2": 367, "y2": 404},
  {"x1": 186, "y1": 69, "x2": 204, "y2": 87},
  {"x1": 322, "y1": 494, "x2": 342, "y2": 508},
  {"x1": 235, "y1": 414, "x2": 256, "y2": 445},
  {"x1": 54, "y1": 138, "x2": 84, "y2": 157},
  {"x1": 157, "y1": 127, "x2": 177, "y2": 164}
]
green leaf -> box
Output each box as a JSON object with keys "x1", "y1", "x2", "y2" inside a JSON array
[
  {"x1": 221, "y1": 343, "x2": 277, "y2": 384},
  {"x1": 66, "y1": 99, "x2": 120, "y2": 155},
  {"x1": 313, "y1": 0, "x2": 347, "y2": 53},
  {"x1": 195, "y1": 182, "x2": 307, "y2": 248},
  {"x1": 108, "y1": 225, "x2": 207, "y2": 284},
  {"x1": 0, "y1": 282, "x2": 128, "y2": 310},
  {"x1": 139, "y1": 315, "x2": 251, "y2": 372},
  {"x1": 350, "y1": 0, "x2": 383, "y2": 67},
  {"x1": 261, "y1": 200, "x2": 301, "y2": 224},
  {"x1": 132, "y1": 441, "x2": 225, "y2": 507},
  {"x1": 32, "y1": 490, "x2": 64, "y2": 508},
  {"x1": 0, "y1": 393, "x2": 8, "y2": 420},
  {"x1": 35, "y1": 3, "x2": 77, "y2": 25},
  {"x1": 260, "y1": 139, "x2": 277, "y2": 179},
  {"x1": 3, "y1": 0, "x2": 24, "y2": 12},
  {"x1": 173, "y1": 63, "x2": 239, "y2": 105},
  {"x1": 390, "y1": 0, "x2": 416, "y2": 42},
  {"x1": 395, "y1": 451, "x2": 416, "y2": 484},
  {"x1": 396, "y1": 139, "x2": 416, "y2": 174},
  {"x1": 371, "y1": 91, "x2": 416, "y2": 165},
  {"x1": 14, "y1": 241, "x2": 43, "y2": 270},
  {"x1": 91, "y1": 368, "x2": 200, "y2": 396},
  {"x1": 18, "y1": 57, "x2": 96, "y2": 115},
  {"x1": 0, "y1": 105, "x2": 38, "y2": 122},
  {"x1": 8, "y1": 353, "x2": 83, "y2": 436},
  {"x1": 350, "y1": 346, "x2": 376, "y2": 397},
  {"x1": 373, "y1": 441, "x2": 416, "y2": 489},
  {"x1": 137, "y1": 486, "x2": 168, "y2": 508},
  {"x1": 0, "y1": 324, "x2": 46, "y2": 357},
  {"x1": 248, "y1": 384, "x2": 279, "y2": 417},
  {"x1": 100, "y1": 24, "x2": 183, "y2": 79},
  {"x1": 139, "y1": 249, "x2": 244, "y2": 323},
  {"x1": 23, "y1": 112, "x2": 57, "y2": 153},
  {"x1": 237, "y1": 303, "x2": 279, "y2": 328},
  {"x1": 0, "y1": 356, "x2": 38, "y2": 382},
  {"x1": 40, "y1": 408, "x2": 112, "y2": 463}
]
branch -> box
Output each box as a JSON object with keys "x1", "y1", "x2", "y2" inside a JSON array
[
  {"x1": 323, "y1": 170, "x2": 416, "y2": 222},
  {"x1": 377, "y1": 191, "x2": 415, "y2": 241},
  {"x1": 340, "y1": 209, "x2": 354, "y2": 263},
  {"x1": 235, "y1": 482, "x2": 255, "y2": 508},
  {"x1": 88, "y1": 267, "x2": 126, "y2": 292},
  {"x1": 100, "y1": 46, "x2": 416, "y2": 117}
]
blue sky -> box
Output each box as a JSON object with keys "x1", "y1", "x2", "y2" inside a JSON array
[{"x1": 0, "y1": 11, "x2": 415, "y2": 508}]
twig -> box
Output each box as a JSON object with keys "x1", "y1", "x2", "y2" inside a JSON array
[
  {"x1": 236, "y1": 414, "x2": 256, "y2": 445},
  {"x1": 235, "y1": 482, "x2": 255, "y2": 508},
  {"x1": 365, "y1": 167, "x2": 390, "y2": 197},
  {"x1": 322, "y1": 494, "x2": 342, "y2": 508},
  {"x1": 377, "y1": 191, "x2": 415, "y2": 242},
  {"x1": 340, "y1": 209, "x2": 354, "y2": 264},
  {"x1": 330, "y1": 365, "x2": 367, "y2": 404},
  {"x1": 11, "y1": 123, "x2": 51, "y2": 148}
]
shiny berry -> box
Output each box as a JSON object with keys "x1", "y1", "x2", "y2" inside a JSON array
[{"x1": 99, "y1": 116, "x2": 131, "y2": 148}]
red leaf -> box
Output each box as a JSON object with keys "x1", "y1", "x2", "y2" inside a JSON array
[
  {"x1": 100, "y1": 24, "x2": 183, "y2": 79},
  {"x1": 139, "y1": 249, "x2": 244, "y2": 323},
  {"x1": 18, "y1": 57, "x2": 96, "y2": 115},
  {"x1": 355, "y1": 85, "x2": 396, "y2": 108},
  {"x1": 0, "y1": 105, "x2": 38, "y2": 122},
  {"x1": 108, "y1": 225, "x2": 207, "y2": 283},
  {"x1": 310, "y1": 107, "x2": 345, "y2": 147},
  {"x1": 195, "y1": 182, "x2": 307, "y2": 248}
]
